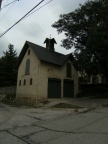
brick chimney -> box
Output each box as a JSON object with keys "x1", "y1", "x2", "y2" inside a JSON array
[{"x1": 44, "y1": 38, "x2": 57, "y2": 52}]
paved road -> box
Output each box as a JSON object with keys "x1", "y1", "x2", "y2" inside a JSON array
[
  {"x1": 0, "y1": 103, "x2": 15, "y2": 124},
  {"x1": 0, "y1": 102, "x2": 108, "y2": 144}
]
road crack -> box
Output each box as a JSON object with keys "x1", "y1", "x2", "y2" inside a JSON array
[
  {"x1": 31, "y1": 114, "x2": 108, "y2": 135},
  {"x1": 25, "y1": 114, "x2": 42, "y2": 121},
  {"x1": 5, "y1": 130, "x2": 33, "y2": 144}
]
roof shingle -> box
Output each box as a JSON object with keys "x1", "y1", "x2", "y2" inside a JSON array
[{"x1": 15, "y1": 41, "x2": 75, "y2": 70}]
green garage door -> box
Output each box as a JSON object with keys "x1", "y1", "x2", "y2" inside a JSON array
[
  {"x1": 63, "y1": 79, "x2": 74, "y2": 98},
  {"x1": 48, "y1": 78, "x2": 61, "y2": 98}
]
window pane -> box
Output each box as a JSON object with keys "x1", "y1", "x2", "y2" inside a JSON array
[
  {"x1": 28, "y1": 49, "x2": 30, "y2": 55},
  {"x1": 25, "y1": 59, "x2": 30, "y2": 75},
  {"x1": 19, "y1": 80, "x2": 21, "y2": 86},
  {"x1": 67, "y1": 63, "x2": 71, "y2": 78},
  {"x1": 30, "y1": 78, "x2": 32, "y2": 85},
  {"x1": 23, "y1": 79, "x2": 26, "y2": 85}
]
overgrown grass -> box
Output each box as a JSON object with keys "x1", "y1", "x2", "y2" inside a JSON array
[{"x1": 52, "y1": 103, "x2": 83, "y2": 109}]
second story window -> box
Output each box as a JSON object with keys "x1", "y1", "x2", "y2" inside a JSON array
[
  {"x1": 66, "y1": 63, "x2": 71, "y2": 78},
  {"x1": 25, "y1": 59, "x2": 30, "y2": 75},
  {"x1": 28, "y1": 49, "x2": 30, "y2": 55}
]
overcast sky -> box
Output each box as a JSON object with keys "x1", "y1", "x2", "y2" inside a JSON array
[{"x1": 0, "y1": 0, "x2": 87, "y2": 57}]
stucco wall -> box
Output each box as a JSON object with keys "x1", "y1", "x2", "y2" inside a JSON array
[
  {"x1": 16, "y1": 47, "x2": 39, "y2": 103},
  {"x1": 37, "y1": 59, "x2": 78, "y2": 101},
  {"x1": 16, "y1": 46, "x2": 78, "y2": 104}
]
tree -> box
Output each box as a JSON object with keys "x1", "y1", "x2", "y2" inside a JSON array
[
  {"x1": 0, "y1": 44, "x2": 18, "y2": 87},
  {"x1": 52, "y1": 0, "x2": 108, "y2": 81}
]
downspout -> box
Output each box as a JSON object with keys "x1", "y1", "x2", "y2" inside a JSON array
[{"x1": 0, "y1": 0, "x2": 2, "y2": 10}]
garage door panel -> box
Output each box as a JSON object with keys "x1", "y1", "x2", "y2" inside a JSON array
[
  {"x1": 48, "y1": 78, "x2": 61, "y2": 98},
  {"x1": 63, "y1": 79, "x2": 74, "y2": 98}
]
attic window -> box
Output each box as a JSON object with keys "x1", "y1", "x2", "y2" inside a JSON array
[
  {"x1": 25, "y1": 59, "x2": 30, "y2": 75},
  {"x1": 28, "y1": 49, "x2": 30, "y2": 55},
  {"x1": 66, "y1": 63, "x2": 71, "y2": 78}
]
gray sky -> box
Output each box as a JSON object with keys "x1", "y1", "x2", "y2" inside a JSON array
[{"x1": 0, "y1": 0, "x2": 87, "y2": 57}]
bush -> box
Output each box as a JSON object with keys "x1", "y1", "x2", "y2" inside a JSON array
[
  {"x1": 5, "y1": 94, "x2": 16, "y2": 100},
  {"x1": 77, "y1": 87, "x2": 108, "y2": 98},
  {"x1": 1, "y1": 94, "x2": 16, "y2": 104},
  {"x1": 79, "y1": 84, "x2": 108, "y2": 90}
]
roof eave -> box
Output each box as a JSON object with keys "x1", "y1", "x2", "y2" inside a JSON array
[{"x1": 15, "y1": 41, "x2": 29, "y2": 70}]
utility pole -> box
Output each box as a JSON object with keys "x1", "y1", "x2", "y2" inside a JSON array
[{"x1": 0, "y1": 0, "x2": 2, "y2": 9}]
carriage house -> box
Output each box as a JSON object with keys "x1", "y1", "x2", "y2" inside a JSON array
[{"x1": 16, "y1": 38, "x2": 78, "y2": 104}]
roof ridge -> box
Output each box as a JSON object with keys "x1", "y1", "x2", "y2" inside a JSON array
[
  {"x1": 27, "y1": 41, "x2": 45, "y2": 49},
  {"x1": 27, "y1": 40, "x2": 66, "y2": 56}
]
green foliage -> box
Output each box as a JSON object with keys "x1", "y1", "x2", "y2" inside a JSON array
[
  {"x1": 1, "y1": 94, "x2": 16, "y2": 106},
  {"x1": 77, "y1": 87, "x2": 108, "y2": 98},
  {"x1": 74, "y1": 49, "x2": 101, "y2": 76},
  {"x1": 5, "y1": 94, "x2": 16, "y2": 101},
  {"x1": 52, "y1": 0, "x2": 108, "y2": 80},
  {"x1": 0, "y1": 44, "x2": 18, "y2": 87},
  {"x1": 77, "y1": 83, "x2": 108, "y2": 98}
]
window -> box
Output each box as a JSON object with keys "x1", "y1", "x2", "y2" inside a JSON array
[
  {"x1": 25, "y1": 59, "x2": 30, "y2": 75},
  {"x1": 23, "y1": 79, "x2": 26, "y2": 85},
  {"x1": 30, "y1": 78, "x2": 32, "y2": 85},
  {"x1": 28, "y1": 49, "x2": 30, "y2": 55},
  {"x1": 19, "y1": 80, "x2": 21, "y2": 86},
  {"x1": 66, "y1": 63, "x2": 71, "y2": 78}
]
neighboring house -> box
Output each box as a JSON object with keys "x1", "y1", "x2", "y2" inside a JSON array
[
  {"x1": 88, "y1": 75, "x2": 105, "y2": 84},
  {"x1": 78, "y1": 71, "x2": 105, "y2": 84},
  {"x1": 16, "y1": 38, "x2": 78, "y2": 104}
]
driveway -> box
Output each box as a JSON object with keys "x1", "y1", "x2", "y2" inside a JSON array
[
  {"x1": 0, "y1": 103, "x2": 14, "y2": 124},
  {"x1": 44, "y1": 98, "x2": 108, "y2": 109}
]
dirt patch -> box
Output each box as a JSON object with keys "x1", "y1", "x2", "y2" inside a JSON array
[{"x1": 51, "y1": 103, "x2": 83, "y2": 109}]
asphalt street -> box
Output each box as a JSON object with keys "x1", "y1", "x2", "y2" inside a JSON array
[{"x1": 0, "y1": 102, "x2": 108, "y2": 144}]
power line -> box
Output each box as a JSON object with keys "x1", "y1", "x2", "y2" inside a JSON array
[
  {"x1": 0, "y1": 0, "x2": 19, "y2": 23},
  {"x1": 0, "y1": 0, "x2": 2, "y2": 9},
  {"x1": 24, "y1": 0, "x2": 52, "y2": 20},
  {"x1": 1, "y1": 0, "x2": 19, "y2": 10},
  {"x1": 0, "y1": 2, "x2": 16, "y2": 22},
  {"x1": 4, "y1": 0, "x2": 9, "y2": 6},
  {"x1": 0, "y1": 0, "x2": 44, "y2": 37}
]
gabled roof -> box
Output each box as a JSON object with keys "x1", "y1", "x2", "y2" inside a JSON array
[{"x1": 15, "y1": 41, "x2": 76, "y2": 70}]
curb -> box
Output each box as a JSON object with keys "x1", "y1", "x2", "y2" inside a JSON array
[{"x1": 77, "y1": 108, "x2": 89, "y2": 113}]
